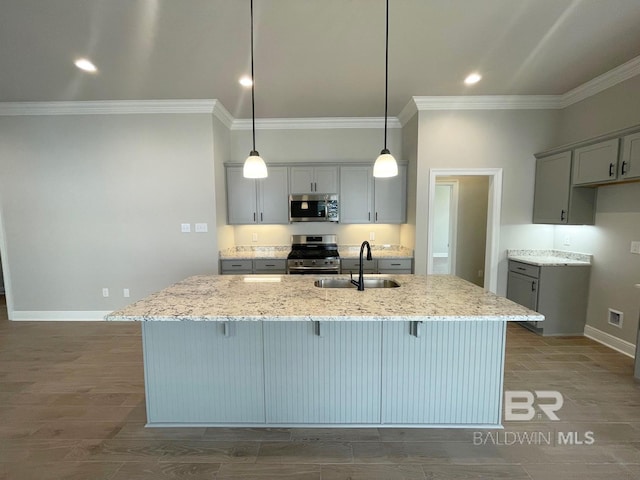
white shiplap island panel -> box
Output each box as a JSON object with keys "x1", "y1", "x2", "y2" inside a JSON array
[{"x1": 106, "y1": 274, "x2": 542, "y2": 427}]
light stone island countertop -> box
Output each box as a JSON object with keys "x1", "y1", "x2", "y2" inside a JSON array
[
  {"x1": 105, "y1": 274, "x2": 543, "y2": 323},
  {"x1": 219, "y1": 245, "x2": 414, "y2": 260},
  {"x1": 507, "y1": 249, "x2": 592, "y2": 267}
]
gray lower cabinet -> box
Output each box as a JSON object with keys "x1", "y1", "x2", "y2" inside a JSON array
[
  {"x1": 143, "y1": 322, "x2": 265, "y2": 424},
  {"x1": 220, "y1": 259, "x2": 253, "y2": 274},
  {"x1": 341, "y1": 257, "x2": 377, "y2": 274},
  {"x1": 263, "y1": 321, "x2": 382, "y2": 424},
  {"x1": 253, "y1": 259, "x2": 287, "y2": 274},
  {"x1": 533, "y1": 151, "x2": 596, "y2": 225},
  {"x1": 378, "y1": 258, "x2": 412, "y2": 274},
  {"x1": 381, "y1": 321, "x2": 505, "y2": 425},
  {"x1": 507, "y1": 260, "x2": 590, "y2": 336}
]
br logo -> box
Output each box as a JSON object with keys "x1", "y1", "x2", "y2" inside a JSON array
[{"x1": 504, "y1": 391, "x2": 564, "y2": 421}]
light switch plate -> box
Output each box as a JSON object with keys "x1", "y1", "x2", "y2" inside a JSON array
[
  {"x1": 195, "y1": 223, "x2": 208, "y2": 233},
  {"x1": 181, "y1": 223, "x2": 191, "y2": 233},
  {"x1": 631, "y1": 241, "x2": 640, "y2": 255},
  {"x1": 252, "y1": 233, "x2": 258, "y2": 242}
]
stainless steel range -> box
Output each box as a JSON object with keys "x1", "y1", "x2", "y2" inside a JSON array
[{"x1": 287, "y1": 234, "x2": 340, "y2": 274}]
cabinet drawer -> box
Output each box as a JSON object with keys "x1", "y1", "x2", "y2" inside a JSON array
[
  {"x1": 341, "y1": 258, "x2": 377, "y2": 272},
  {"x1": 508, "y1": 261, "x2": 540, "y2": 278},
  {"x1": 253, "y1": 259, "x2": 287, "y2": 272},
  {"x1": 220, "y1": 259, "x2": 253, "y2": 274},
  {"x1": 377, "y1": 258, "x2": 412, "y2": 271}
]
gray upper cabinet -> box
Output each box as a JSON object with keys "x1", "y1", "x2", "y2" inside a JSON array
[
  {"x1": 374, "y1": 165, "x2": 407, "y2": 224},
  {"x1": 226, "y1": 166, "x2": 289, "y2": 225},
  {"x1": 572, "y1": 138, "x2": 620, "y2": 185},
  {"x1": 340, "y1": 165, "x2": 407, "y2": 224},
  {"x1": 340, "y1": 166, "x2": 374, "y2": 223},
  {"x1": 533, "y1": 151, "x2": 596, "y2": 225},
  {"x1": 289, "y1": 166, "x2": 339, "y2": 194},
  {"x1": 620, "y1": 131, "x2": 640, "y2": 180}
]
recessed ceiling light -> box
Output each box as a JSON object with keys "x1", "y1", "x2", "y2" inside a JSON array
[
  {"x1": 464, "y1": 72, "x2": 482, "y2": 85},
  {"x1": 74, "y1": 58, "x2": 97, "y2": 73},
  {"x1": 239, "y1": 75, "x2": 253, "y2": 87}
]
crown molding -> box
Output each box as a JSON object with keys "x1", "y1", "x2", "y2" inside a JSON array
[
  {"x1": 398, "y1": 99, "x2": 418, "y2": 126},
  {"x1": 412, "y1": 95, "x2": 562, "y2": 111},
  {"x1": 560, "y1": 54, "x2": 640, "y2": 108},
  {"x1": 231, "y1": 117, "x2": 402, "y2": 130},
  {"x1": 211, "y1": 100, "x2": 234, "y2": 129},
  {"x1": 0, "y1": 100, "x2": 218, "y2": 116}
]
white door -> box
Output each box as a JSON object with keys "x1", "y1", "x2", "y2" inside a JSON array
[{"x1": 432, "y1": 182, "x2": 458, "y2": 274}]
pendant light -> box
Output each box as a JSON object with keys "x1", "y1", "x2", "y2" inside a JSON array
[
  {"x1": 243, "y1": 0, "x2": 268, "y2": 179},
  {"x1": 373, "y1": 0, "x2": 398, "y2": 178}
]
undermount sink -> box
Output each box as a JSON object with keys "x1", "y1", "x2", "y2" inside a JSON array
[{"x1": 314, "y1": 278, "x2": 400, "y2": 289}]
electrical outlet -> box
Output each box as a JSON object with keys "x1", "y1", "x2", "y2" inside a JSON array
[
  {"x1": 181, "y1": 223, "x2": 191, "y2": 233},
  {"x1": 195, "y1": 223, "x2": 208, "y2": 233},
  {"x1": 370, "y1": 232, "x2": 375, "y2": 241},
  {"x1": 252, "y1": 232, "x2": 258, "y2": 242},
  {"x1": 478, "y1": 269, "x2": 484, "y2": 278},
  {"x1": 631, "y1": 241, "x2": 640, "y2": 255},
  {"x1": 123, "y1": 288, "x2": 130, "y2": 298},
  {"x1": 102, "y1": 288, "x2": 109, "y2": 297},
  {"x1": 563, "y1": 235, "x2": 571, "y2": 246}
]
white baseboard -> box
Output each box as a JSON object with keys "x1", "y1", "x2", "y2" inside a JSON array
[
  {"x1": 584, "y1": 325, "x2": 635, "y2": 358},
  {"x1": 10, "y1": 311, "x2": 112, "y2": 321}
]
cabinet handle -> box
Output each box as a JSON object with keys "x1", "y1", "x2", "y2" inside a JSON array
[
  {"x1": 314, "y1": 321, "x2": 323, "y2": 337},
  {"x1": 410, "y1": 321, "x2": 423, "y2": 337},
  {"x1": 390, "y1": 263, "x2": 401, "y2": 266},
  {"x1": 531, "y1": 281, "x2": 536, "y2": 292},
  {"x1": 253, "y1": 212, "x2": 256, "y2": 222},
  {"x1": 609, "y1": 162, "x2": 615, "y2": 177},
  {"x1": 621, "y1": 161, "x2": 628, "y2": 176},
  {"x1": 314, "y1": 182, "x2": 317, "y2": 192},
  {"x1": 265, "y1": 264, "x2": 275, "y2": 267},
  {"x1": 260, "y1": 212, "x2": 263, "y2": 222},
  {"x1": 368, "y1": 212, "x2": 371, "y2": 221},
  {"x1": 231, "y1": 264, "x2": 243, "y2": 267},
  {"x1": 376, "y1": 212, "x2": 378, "y2": 222},
  {"x1": 560, "y1": 209, "x2": 566, "y2": 221},
  {"x1": 222, "y1": 322, "x2": 231, "y2": 337},
  {"x1": 517, "y1": 266, "x2": 526, "y2": 271}
]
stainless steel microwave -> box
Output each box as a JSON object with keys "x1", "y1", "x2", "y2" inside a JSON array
[{"x1": 289, "y1": 194, "x2": 339, "y2": 222}]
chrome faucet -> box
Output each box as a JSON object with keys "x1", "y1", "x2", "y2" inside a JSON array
[{"x1": 350, "y1": 241, "x2": 373, "y2": 291}]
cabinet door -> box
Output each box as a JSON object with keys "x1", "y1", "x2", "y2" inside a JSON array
[
  {"x1": 374, "y1": 164, "x2": 407, "y2": 223},
  {"x1": 313, "y1": 166, "x2": 339, "y2": 193},
  {"x1": 381, "y1": 321, "x2": 505, "y2": 425},
  {"x1": 620, "y1": 131, "x2": 640, "y2": 180},
  {"x1": 533, "y1": 152, "x2": 571, "y2": 224},
  {"x1": 258, "y1": 167, "x2": 289, "y2": 224},
  {"x1": 340, "y1": 166, "x2": 373, "y2": 223},
  {"x1": 572, "y1": 139, "x2": 620, "y2": 185},
  {"x1": 289, "y1": 167, "x2": 315, "y2": 194},
  {"x1": 506, "y1": 271, "x2": 538, "y2": 311},
  {"x1": 143, "y1": 322, "x2": 265, "y2": 424},
  {"x1": 263, "y1": 321, "x2": 382, "y2": 424},
  {"x1": 226, "y1": 167, "x2": 257, "y2": 224}
]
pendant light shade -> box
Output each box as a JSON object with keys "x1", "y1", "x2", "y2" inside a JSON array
[
  {"x1": 244, "y1": 150, "x2": 268, "y2": 178},
  {"x1": 373, "y1": 0, "x2": 398, "y2": 178},
  {"x1": 243, "y1": 0, "x2": 268, "y2": 179}
]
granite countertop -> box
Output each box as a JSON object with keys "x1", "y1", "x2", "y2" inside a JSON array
[
  {"x1": 105, "y1": 274, "x2": 543, "y2": 323},
  {"x1": 507, "y1": 249, "x2": 592, "y2": 267},
  {"x1": 219, "y1": 245, "x2": 413, "y2": 260}
]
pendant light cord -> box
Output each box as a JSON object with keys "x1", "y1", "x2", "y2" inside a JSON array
[
  {"x1": 383, "y1": 0, "x2": 389, "y2": 151},
  {"x1": 250, "y1": 0, "x2": 256, "y2": 153}
]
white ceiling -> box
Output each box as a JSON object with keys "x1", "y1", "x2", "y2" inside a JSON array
[{"x1": 2, "y1": 0, "x2": 640, "y2": 118}]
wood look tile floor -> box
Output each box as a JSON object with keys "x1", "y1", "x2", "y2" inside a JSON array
[{"x1": 1, "y1": 294, "x2": 639, "y2": 479}]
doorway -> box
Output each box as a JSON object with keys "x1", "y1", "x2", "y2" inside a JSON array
[
  {"x1": 427, "y1": 168, "x2": 503, "y2": 293},
  {"x1": 432, "y1": 181, "x2": 458, "y2": 275},
  {"x1": 0, "y1": 203, "x2": 11, "y2": 320}
]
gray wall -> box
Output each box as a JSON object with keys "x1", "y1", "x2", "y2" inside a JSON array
[
  {"x1": 400, "y1": 114, "x2": 418, "y2": 251},
  {"x1": 0, "y1": 251, "x2": 4, "y2": 293},
  {"x1": 413, "y1": 110, "x2": 560, "y2": 294},
  {"x1": 552, "y1": 76, "x2": 640, "y2": 344},
  {"x1": 0, "y1": 113, "x2": 219, "y2": 313}
]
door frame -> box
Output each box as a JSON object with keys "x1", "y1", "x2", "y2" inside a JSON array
[
  {"x1": 433, "y1": 180, "x2": 459, "y2": 275},
  {"x1": 427, "y1": 168, "x2": 503, "y2": 293},
  {"x1": 0, "y1": 198, "x2": 14, "y2": 319}
]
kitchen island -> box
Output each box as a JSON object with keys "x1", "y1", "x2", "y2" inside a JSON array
[{"x1": 106, "y1": 274, "x2": 542, "y2": 428}]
